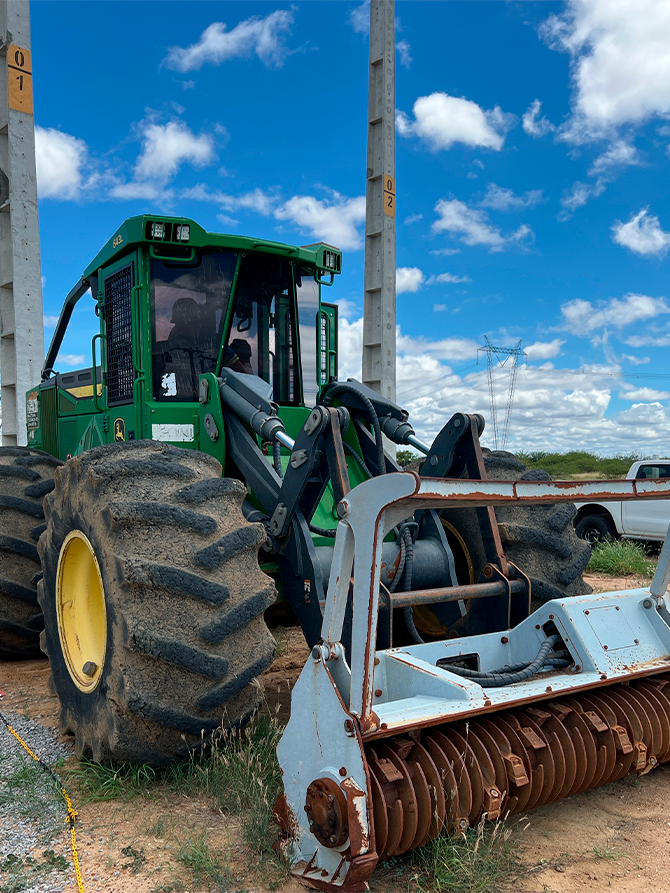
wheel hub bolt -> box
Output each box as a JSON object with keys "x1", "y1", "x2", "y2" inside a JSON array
[{"x1": 82, "y1": 661, "x2": 98, "y2": 677}]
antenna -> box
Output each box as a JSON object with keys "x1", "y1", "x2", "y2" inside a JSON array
[{"x1": 478, "y1": 337, "x2": 526, "y2": 450}]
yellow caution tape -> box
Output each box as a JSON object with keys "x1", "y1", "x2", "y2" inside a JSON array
[{"x1": 0, "y1": 711, "x2": 84, "y2": 892}]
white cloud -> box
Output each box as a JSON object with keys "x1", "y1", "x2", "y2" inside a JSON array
[
  {"x1": 620, "y1": 386, "x2": 670, "y2": 402},
  {"x1": 426, "y1": 272, "x2": 471, "y2": 285},
  {"x1": 133, "y1": 120, "x2": 214, "y2": 181},
  {"x1": 396, "y1": 40, "x2": 412, "y2": 68},
  {"x1": 349, "y1": 1, "x2": 369, "y2": 35},
  {"x1": 43, "y1": 314, "x2": 59, "y2": 327},
  {"x1": 479, "y1": 183, "x2": 543, "y2": 211},
  {"x1": 611, "y1": 209, "x2": 670, "y2": 257},
  {"x1": 558, "y1": 178, "x2": 606, "y2": 220},
  {"x1": 589, "y1": 139, "x2": 640, "y2": 175},
  {"x1": 541, "y1": 0, "x2": 670, "y2": 142},
  {"x1": 397, "y1": 92, "x2": 515, "y2": 151},
  {"x1": 524, "y1": 339, "x2": 565, "y2": 360},
  {"x1": 35, "y1": 126, "x2": 87, "y2": 199},
  {"x1": 404, "y1": 213, "x2": 423, "y2": 225},
  {"x1": 164, "y1": 10, "x2": 294, "y2": 71},
  {"x1": 182, "y1": 184, "x2": 276, "y2": 216},
  {"x1": 110, "y1": 181, "x2": 174, "y2": 202},
  {"x1": 396, "y1": 267, "x2": 424, "y2": 294},
  {"x1": 274, "y1": 194, "x2": 366, "y2": 251},
  {"x1": 522, "y1": 99, "x2": 555, "y2": 137},
  {"x1": 433, "y1": 304, "x2": 447, "y2": 312},
  {"x1": 430, "y1": 247, "x2": 461, "y2": 256},
  {"x1": 561, "y1": 293, "x2": 670, "y2": 334},
  {"x1": 57, "y1": 354, "x2": 86, "y2": 367},
  {"x1": 433, "y1": 199, "x2": 533, "y2": 251},
  {"x1": 625, "y1": 333, "x2": 670, "y2": 348}
]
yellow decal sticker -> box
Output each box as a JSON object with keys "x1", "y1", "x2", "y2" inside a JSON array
[
  {"x1": 383, "y1": 175, "x2": 395, "y2": 217},
  {"x1": 7, "y1": 45, "x2": 33, "y2": 114},
  {"x1": 113, "y1": 234, "x2": 123, "y2": 248},
  {"x1": 114, "y1": 418, "x2": 126, "y2": 442}
]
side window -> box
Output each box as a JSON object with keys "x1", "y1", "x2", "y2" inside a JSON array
[
  {"x1": 104, "y1": 264, "x2": 134, "y2": 406},
  {"x1": 295, "y1": 270, "x2": 319, "y2": 407},
  {"x1": 637, "y1": 464, "x2": 670, "y2": 479}
]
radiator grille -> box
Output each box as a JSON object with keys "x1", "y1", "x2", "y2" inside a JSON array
[
  {"x1": 105, "y1": 265, "x2": 134, "y2": 405},
  {"x1": 40, "y1": 387, "x2": 57, "y2": 457}
]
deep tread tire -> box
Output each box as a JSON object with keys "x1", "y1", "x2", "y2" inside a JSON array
[
  {"x1": 0, "y1": 447, "x2": 62, "y2": 659},
  {"x1": 37, "y1": 441, "x2": 276, "y2": 764},
  {"x1": 485, "y1": 451, "x2": 592, "y2": 607}
]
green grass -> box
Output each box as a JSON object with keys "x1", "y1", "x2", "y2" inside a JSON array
[
  {"x1": 516, "y1": 450, "x2": 640, "y2": 479},
  {"x1": 176, "y1": 834, "x2": 233, "y2": 890},
  {"x1": 587, "y1": 538, "x2": 656, "y2": 577},
  {"x1": 69, "y1": 758, "x2": 157, "y2": 802},
  {"x1": 407, "y1": 818, "x2": 527, "y2": 893},
  {"x1": 0, "y1": 850, "x2": 69, "y2": 893},
  {"x1": 164, "y1": 711, "x2": 284, "y2": 856}
]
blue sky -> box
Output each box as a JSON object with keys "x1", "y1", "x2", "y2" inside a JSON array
[{"x1": 31, "y1": 0, "x2": 670, "y2": 454}]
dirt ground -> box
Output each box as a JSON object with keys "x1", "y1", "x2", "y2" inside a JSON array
[{"x1": 3, "y1": 572, "x2": 670, "y2": 893}]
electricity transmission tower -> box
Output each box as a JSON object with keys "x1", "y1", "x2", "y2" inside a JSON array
[{"x1": 478, "y1": 337, "x2": 526, "y2": 451}]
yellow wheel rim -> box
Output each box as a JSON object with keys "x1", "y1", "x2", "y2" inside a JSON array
[{"x1": 56, "y1": 530, "x2": 107, "y2": 692}]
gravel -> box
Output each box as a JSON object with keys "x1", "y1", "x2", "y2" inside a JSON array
[{"x1": 0, "y1": 709, "x2": 75, "y2": 893}]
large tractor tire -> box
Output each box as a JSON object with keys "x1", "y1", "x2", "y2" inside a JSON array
[
  {"x1": 484, "y1": 451, "x2": 592, "y2": 607},
  {"x1": 0, "y1": 447, "x2": 62, "y2": 659},
  {"x1": 425, "y1": 450, "x2": 592, "y2": 638},
  {"x1": 37, "y1": 441, "x2": 277, "y2": 764}
]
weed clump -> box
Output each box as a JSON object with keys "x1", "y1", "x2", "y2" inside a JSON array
[
  {"x1": 407, "y1": 817, "x2": 527, "y2": 893},
  {"x1": 587, "y1": 538, "x2": 655, "y2": 578}
]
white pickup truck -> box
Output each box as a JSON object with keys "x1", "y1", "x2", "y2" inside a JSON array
[{"x1": 574, "y1": 459, "x2": 670, "y2": 543}]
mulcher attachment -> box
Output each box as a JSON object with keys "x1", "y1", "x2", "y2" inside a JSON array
[
  {"x1": 277, "y1": 471, "x2": 670, "y2": 892},
  {"x1": 367, "y1": 674, "x2": 670, "y2": 860}
]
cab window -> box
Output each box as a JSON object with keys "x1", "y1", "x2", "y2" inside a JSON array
[{"x1": 150, "y1": 253, "x2": 236, "y2": 401}]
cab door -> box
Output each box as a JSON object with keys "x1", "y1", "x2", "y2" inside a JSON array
[
  {"x1": 100, "y1": 252, "x2": 143, "y2": 443},
  {"x1": 624, "y1": 462, "x2": 670, "y2": 537}
]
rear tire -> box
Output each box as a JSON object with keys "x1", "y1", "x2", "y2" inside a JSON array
[
  {"x1": 485, "y1": 452, "x2": 592, "y2": 607},
  {"x1": 38, "y1": 441, "x2": 276, "y2": 764},
  {"x1": 0, "y1": 447, "x2": 62, "y2": 659},
  {"x1": 575, "y1": 513, "x2": 616, "y2": 545},
  {"x1": 437, "y1": 451, "x2": 591, "y2": 625}
]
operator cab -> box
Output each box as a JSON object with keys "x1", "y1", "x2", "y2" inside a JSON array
[{"x1": 150, "y1": 252, "x2": 310, "y2": 405}]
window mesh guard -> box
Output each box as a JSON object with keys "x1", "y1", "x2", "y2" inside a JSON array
[{"x1": 104, "y1": 266, "x2": 134, "y2": 405}]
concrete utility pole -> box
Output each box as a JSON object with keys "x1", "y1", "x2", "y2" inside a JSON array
[
  {"x1": 362, "y1": 0, "x2": 396, "y2": 405},
  {"x1": 0, "y1": 0, "x2": 43, "y2": 446}
]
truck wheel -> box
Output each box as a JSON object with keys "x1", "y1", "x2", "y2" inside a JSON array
[
  {"x1": 0, "y1": 447, "x2": 62, "y2": 659},
  {"x1": 37, "y1": 441, "x2": 276, "y2": 764},
  {"x1": 485, "y1": 452, "x2": 592, "y2": 607},
  {"x1": 575, "y1": 514, "x2": 615, "y2": 545}
]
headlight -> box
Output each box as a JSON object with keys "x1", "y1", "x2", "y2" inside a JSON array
[{"x1": 151, "y1": 222, "x2": 165, "y2": 239}]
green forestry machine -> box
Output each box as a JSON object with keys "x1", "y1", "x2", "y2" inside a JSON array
[{"x1": 5, "y1": 215, "x2": 670, "y2": 890}]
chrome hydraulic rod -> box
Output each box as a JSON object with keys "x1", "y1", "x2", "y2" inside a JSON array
[{"x1": 407, "y1": 434, "x2": 430, "y2": 455}]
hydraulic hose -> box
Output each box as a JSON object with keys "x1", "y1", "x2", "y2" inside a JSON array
[
  {"x1": 322, "y1": 382, "x2": 385, "y2": 475},
  {"x1": 440, "y1": 635, "x2": 565, "y2": 687}
]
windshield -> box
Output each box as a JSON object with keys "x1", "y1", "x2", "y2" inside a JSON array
[
  {"x1": 150, "y1": 251, "x2": 311, "y2": 406},
  {"x1": 223, "y1": 255, "x2": 300, "y2": 405},
  {"x1": 150, "y1": 253, "x2": 236, "y2": 401}
]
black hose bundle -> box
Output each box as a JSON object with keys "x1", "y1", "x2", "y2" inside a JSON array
[
  {"x1": 322, "y1": 382, "x2": 385, "y2": 475},
  {"x1": 437, "y1": 634, "x2": 571, "y2": 687}
]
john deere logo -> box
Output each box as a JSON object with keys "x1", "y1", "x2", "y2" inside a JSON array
[{"x1": 114, "y1": 418, "x2": 125, "y2": 442}]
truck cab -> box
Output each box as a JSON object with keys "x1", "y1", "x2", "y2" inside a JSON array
[{"x1": 574, "y1": 459, "x2": 670, "y2": 542}]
